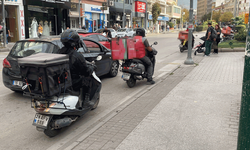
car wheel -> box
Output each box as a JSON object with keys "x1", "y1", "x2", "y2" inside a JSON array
[{"x1": 109, "y1": 61, "x2": 119, "y2": 77}]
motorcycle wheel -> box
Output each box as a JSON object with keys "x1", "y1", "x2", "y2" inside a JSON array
[
  {"x1": 126, "y1": 76, "x2": 136, "y2": 88},
  {"x1": 180, "y1": 48, "x2": 184, "y2": 53},
  {"x1": 194, "y1": 51, "x2": 197, "y2": 55},
  {"x1": 44, "y1": 120, "x2": 61, "y2": 137},
  {"x1": 91, "y1": 93, "x2": 100, "y2": 110}
]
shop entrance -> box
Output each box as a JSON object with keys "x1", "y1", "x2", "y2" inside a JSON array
[{"x1": 4, "y1": 5, "x2": 19, "y2": 42}]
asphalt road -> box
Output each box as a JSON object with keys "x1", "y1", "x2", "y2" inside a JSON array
[{"x1": 0, "y1": 31, "x2": 206, "y2": 150}]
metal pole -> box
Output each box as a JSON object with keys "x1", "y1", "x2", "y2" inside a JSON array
[
  {"x1": 2, "y1": 0, "x2": 6, "y2": 47},
  {"x1": 234, "y1": 0, "x2": 237, "y2": 17},
  {"x1": 237, "y1": 4, "x2": 250, "y2": 150},
  {"x1": 184, "y1": 0, "x2": 194, "y2": 65},
  {"x1": 123, "y1": 0, "x2": 125, "y2": 28},
  {"x1": 79, "y1": 0, "x2": 81, "y2": 28}
]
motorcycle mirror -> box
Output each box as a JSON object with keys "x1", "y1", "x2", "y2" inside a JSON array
[
  {"x1": 153, "y1": 42, "x2": 158, "y2": 45},
  {"x1": 96, "y1": 56, "x2": 102, "y2": 61}
]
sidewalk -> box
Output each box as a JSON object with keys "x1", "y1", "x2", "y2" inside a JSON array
[
  {"x1": 116, "y1": 53, "x2": 244, "y2": 150},
  {"x1": 0, "y1": 42, "x2": 15, "y2": 52}
]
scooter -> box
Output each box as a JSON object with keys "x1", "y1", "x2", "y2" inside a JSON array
[
  {"x1": 121, "y1": 42, "x2": 158, "y2": 88},
  {"x1": 29, "y1": 56, "x2": 102, "y2": 137}
]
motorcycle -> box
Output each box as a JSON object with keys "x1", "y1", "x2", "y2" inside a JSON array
[
  {"x1": 179, "y1": 36, "x2": 195, "y2": 52},
  {"x1": 121, "y1": 42, "x2": 158, "y2": 88},
  {"x1": 29, "y1": 56, "x2": 102, "y2": 137}
]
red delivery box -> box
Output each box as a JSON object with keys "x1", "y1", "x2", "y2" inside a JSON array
[
  {"x1": 111, "y1": 37, "x2": 146, "y2": 60},
  {"x1": 111, "y1": 38, "x2": 127, "y2": 60},
  {"x1": 178, "y1": 31, "x2": 189, "y2": 40}
]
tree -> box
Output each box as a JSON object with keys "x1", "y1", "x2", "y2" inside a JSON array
[
  {"x1": 152, "y1": 2, "x2": 161, "y2": 24},
  {"x1": 201, "y1": 12, "x2": 211, "y2": 22},
  {"x1": 182, "y1": 8, "x2": 189, "y2": 23},
  {"x1": 220, "y1": 11, "x2": 233, "y2": 23},
  {"x1": 212, "y1": 10, "x2": 221, "y2": 23}
]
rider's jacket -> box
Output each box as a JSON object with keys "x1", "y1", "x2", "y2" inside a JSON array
[
  {"x1": 134, "y1": 36, "x2": 146, "y2": 59},
  {"x1": 58, "y1": 47, "x2": 94, "y2": 89}
]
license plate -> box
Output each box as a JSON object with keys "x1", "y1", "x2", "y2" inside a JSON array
[
  {"x1": 122, "y1": 73, "x2": 131, "y2": 80},
  {"x1": 33, "y1": 114, "x2": 51, "y2": 128},
  {"x1": 13, "y1": 80, "x2": 23, "y2": 87}
]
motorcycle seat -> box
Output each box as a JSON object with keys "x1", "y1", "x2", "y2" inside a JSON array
[{"x1": 131, "y1": 59, "x2": 143, "y2": 64}]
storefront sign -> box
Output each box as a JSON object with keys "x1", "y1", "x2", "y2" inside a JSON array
[
  {"x1": 71, "y1": 3, "x2": 77, "y2": 11},
  {"x1": 3, "y1": 0, "x2": 22, "y2": 5},
  {"x1": 41, "y1": 0, "x2": 69, "y2": 3},
  {"x1": 84, "y1": 4, "x2": 109, "y2": 14},
  {"x1": 135, "y1": 1, "x2": 146, "y2": 13},
  {"x1": 148, "y1": 15, "x2": 169, "y2": 21},
  {"x1": 19, "y1": 5, "x2": 25, "y2": 40}
]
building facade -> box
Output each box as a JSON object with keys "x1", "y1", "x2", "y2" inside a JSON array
[
  {"x1": 108, "y1": 0, "x2": 133, "y2": 28},
  {"x1": 70, "y1": 0, "x2": 109, "y2": 32},
  {"x1": 23, "y1": 0, "x2": 71, "y2": 39},
  {"x1": 133, "y1": 0, "x2": 147, "y2": 28},
  {"x1": 0, "y1": 0, "x2": 25, "y2": 42},
  {"x1": 166, "y1": 0, "x2": 181, "y2": 23},
  {"x1": 147, "y1": 0, "x2": 169, "y2": 29},
  {"x1": 197, "y1": 0, "x2": 207, "y2": 21}
]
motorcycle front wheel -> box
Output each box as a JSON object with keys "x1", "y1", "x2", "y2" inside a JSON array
[{"x1": 126, "y1": 76, "x2": 136, "y2": 88}]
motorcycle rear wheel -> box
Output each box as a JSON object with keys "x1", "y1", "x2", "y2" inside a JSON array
[
  {"x1": 44, "y1": 120, "x2": 61, "y2": 137},
  {"x1": 91, "y1": 93, "x2": 100, "y2": 110},
  {"x1": 126, "y1": 76, "x2": 136, "y2": 88}
]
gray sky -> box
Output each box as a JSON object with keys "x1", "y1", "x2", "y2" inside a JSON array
[{"x1": 178, "y1": 0, "x2": 197, "y2": 10}]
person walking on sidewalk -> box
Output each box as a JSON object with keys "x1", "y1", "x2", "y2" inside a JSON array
[
  {"x1": 204, "y1": 22, "x2": 214, "y2": 56},
  {"x1": 5, "y1": 27, "x2": 10, "y2": 44},
  {"x1": 213, "y1": 24, "x2": 221, "y2": 54}
]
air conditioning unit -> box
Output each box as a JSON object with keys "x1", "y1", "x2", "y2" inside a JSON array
[{"x1": 109, "y1": 0, "x2": 114, "y2": 6}]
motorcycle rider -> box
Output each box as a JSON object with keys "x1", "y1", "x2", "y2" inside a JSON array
[
  {"x1": 135, "y1": 28, "x2": 155, "y2": 85},
  {"x1": 58, "y1": 29, "x2": 96, "y2": 108}
]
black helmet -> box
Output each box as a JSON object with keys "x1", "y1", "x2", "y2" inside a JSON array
[
  {"x1": 60, "y1": 29, "x2": 80, "y2": 48},
  {"x1": 136, "y1": 28, "x2": 145, "y2": 37}
]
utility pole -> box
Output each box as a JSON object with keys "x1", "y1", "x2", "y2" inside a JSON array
[
  {"x1": 2, "y1": 0, "x2": 5, "y2": 47},
  {"x1": 184, "y1": 0, "x2": 194, "y2": 65},
  {"x1": 237, "y1": 4, "x2": 250, "y2": 150},
  {"x1": 234, "y1": 0, "x2": 238, "y2": 17},
  {"x1": 79, "y1": 0, "x2": 81, "y2": 28},
  {"x1": 122, "y1": 0, "x2": 126, "y2": 28}
]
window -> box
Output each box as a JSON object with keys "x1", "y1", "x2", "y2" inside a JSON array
[
  {"x1": 87, "y1": 34, "x2": 99, "y2": 41},
  {"x1": 10, "y1": 41, "x2": 58, "y2": 57},
  {"x1": 98, "y1": 35, "x2": 108, "y2": 41},
  {"x1": 82, "y1": 40, "x2": 101, "y2": 53}
]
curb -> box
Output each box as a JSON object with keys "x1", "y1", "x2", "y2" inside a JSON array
[{"x1": 219, "y1": 48, "x2": 245, "y2": 52}]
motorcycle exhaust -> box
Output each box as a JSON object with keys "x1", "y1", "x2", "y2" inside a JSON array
[{"x1": 54, "y1": 117, "x2": 77, "y2": 129}]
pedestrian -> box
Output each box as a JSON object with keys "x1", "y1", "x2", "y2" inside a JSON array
[
  {"x1": 38, "y1": 24, "x2": 43, "y2": 38},
  {"x1": 204, "y1": 22, "x2": 214, "y2": 56},
  {"x1": 167, "y1": 25, "x2": 170, "y2": 31},
  {"x1": 5, "y1": 26, "x2": 10, "y2": 44},
  {"x1": 213, "y1": 24, "x2": 221, "y2": 54}
]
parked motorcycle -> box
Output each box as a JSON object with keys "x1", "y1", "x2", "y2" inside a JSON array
[
  {"x1": 28, "y1": 56, "x2": 102, "y2": 137},
  {"x1": 121, "y1": 42, "x2": 158, "y2": 88}
]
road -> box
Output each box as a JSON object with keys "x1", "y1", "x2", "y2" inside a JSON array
[{"x1": 0, "y1": 31, "x2": 205, "y2": 150}]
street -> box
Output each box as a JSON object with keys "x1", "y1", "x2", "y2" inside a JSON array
[{"x1": 0, "y1": 32, "x2": 212, "y2": 150}]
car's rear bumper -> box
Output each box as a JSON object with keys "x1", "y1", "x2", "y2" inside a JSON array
[{"x1": 2, "y1": 68, "x2": 23, "y2": 91}]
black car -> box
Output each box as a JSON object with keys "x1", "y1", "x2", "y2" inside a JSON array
[{"x1": 2, "y1": 36, "x2": 119, "y2": 92}]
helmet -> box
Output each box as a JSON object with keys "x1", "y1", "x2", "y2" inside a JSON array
[
  {"x1": 60, "y1": 29, "x2": 80, "y2": 48},
  {"x1": 136, "y1": 28, "x2": 145, "y2": 37}
]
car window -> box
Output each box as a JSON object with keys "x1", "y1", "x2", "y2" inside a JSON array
[
  {"x1": 118, "y1": 29, "x2": 126, "y2": 32},
  {"x1": 10, "y1": 41, "x2": 58, "y2": 57},
  {"x1": 98, "y1": 35, "x2": 108, "y2": 41},
  {"x1": 87, "y1": 34, "x2": 99, "y2": 41},
  {"x1": 82, "y1": 40, "x2": 101, "y2": 53}
]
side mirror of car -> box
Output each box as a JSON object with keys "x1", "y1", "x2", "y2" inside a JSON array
[{"x1": 153, "y1": 42, "x2": 158, "y2": 45}]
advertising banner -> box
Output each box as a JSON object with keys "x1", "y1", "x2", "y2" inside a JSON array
[{"x1": 135, "y1": 1, "x2": 146, "y2": 13}]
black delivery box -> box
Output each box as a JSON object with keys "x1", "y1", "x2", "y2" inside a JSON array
[{"x1": 18, "y1": 53, "x2": 72, "y2": 99}]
